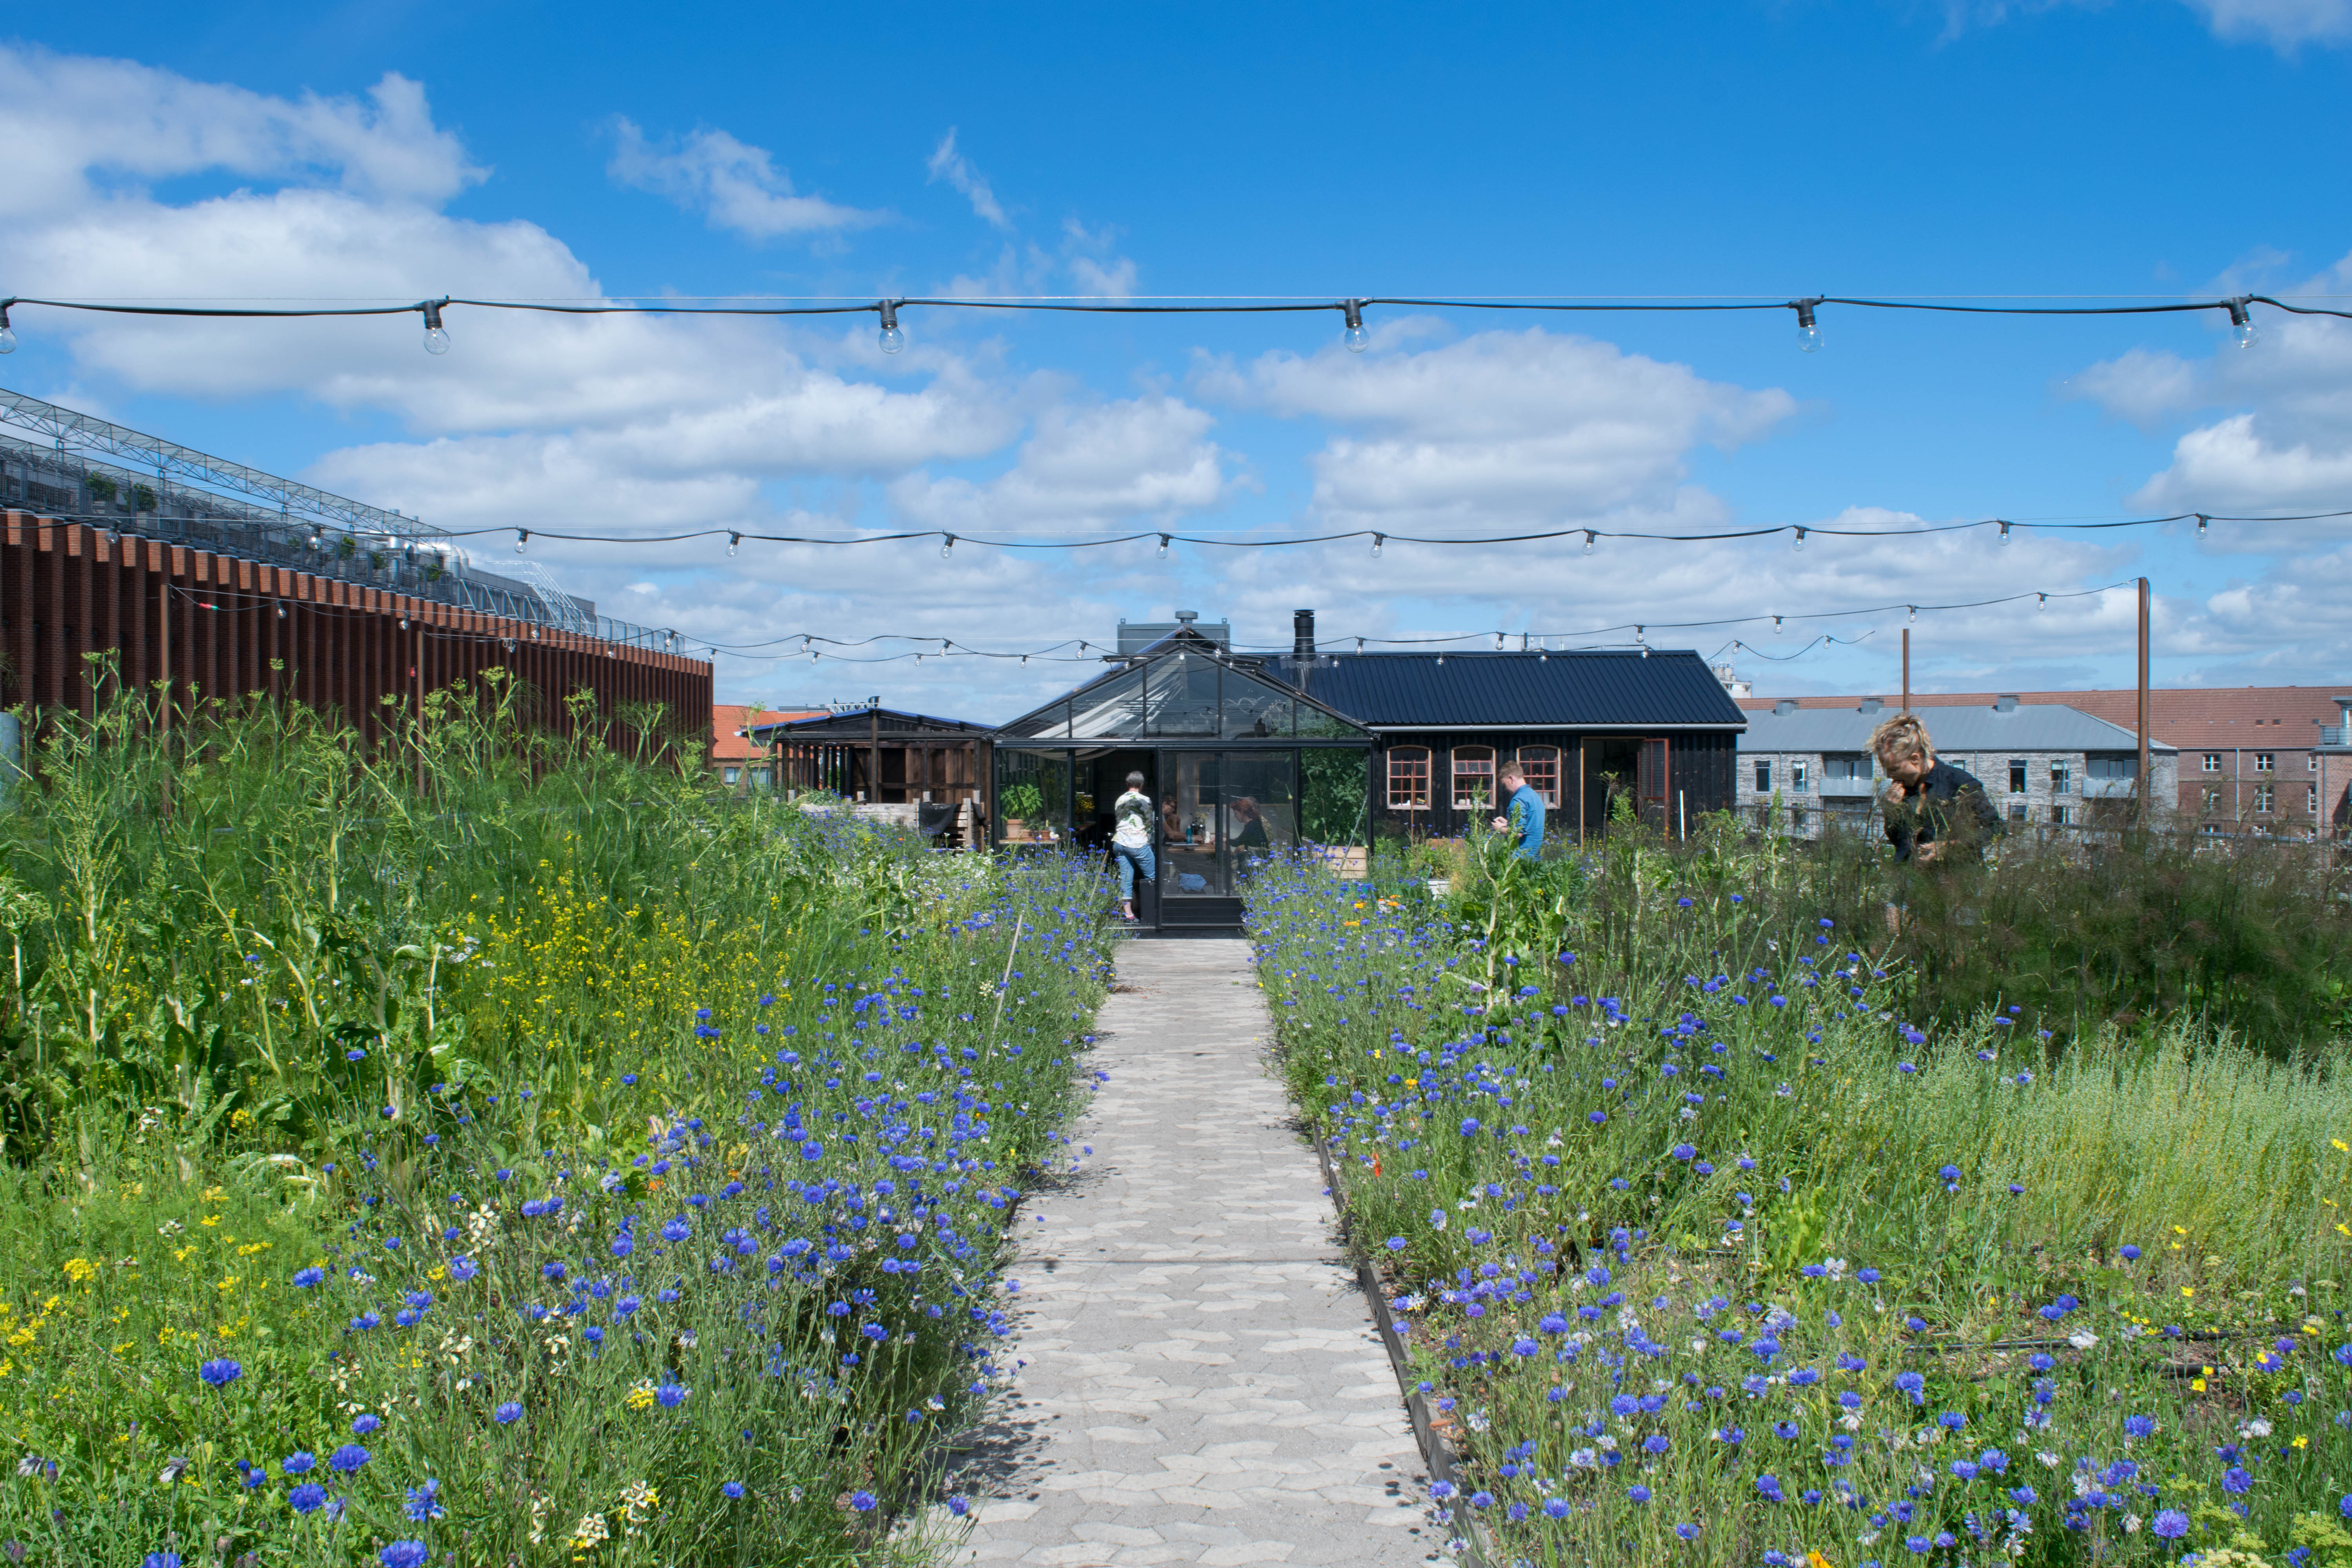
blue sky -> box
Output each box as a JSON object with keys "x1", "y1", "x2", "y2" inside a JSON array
[{"x1": 4, "y1": 1, "x2": 2350, "y2": 720}]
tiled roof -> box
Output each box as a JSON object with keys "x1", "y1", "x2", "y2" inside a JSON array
[
  {"x1": 1739, "y1": 702, "x2": 2174, "y2": 754},
  {"x1": 1294, "y1": 650, "x2": 1748, "y2": 729},
  {"x1": 710, "y1": 706, "x2": 825, "y2": 760},
  {"x1": 1737, "y1": 686, "x2": 2350, "y2": 748}
]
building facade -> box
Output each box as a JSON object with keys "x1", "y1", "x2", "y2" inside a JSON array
[
  {"x1": 1735, "y1": 696, "x2": 2180, "y2": 839},
  {"x1": 1739, "y1": 685, "x2": 2348, "y2": 837}
]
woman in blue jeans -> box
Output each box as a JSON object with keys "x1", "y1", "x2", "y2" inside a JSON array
[{"x1": 1111, "y1": 771, "x2": 1155, "y2": 922}]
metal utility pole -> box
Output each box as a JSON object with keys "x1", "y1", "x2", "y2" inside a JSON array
[{"x1": 2137, "y1": 577, "x2": 2151, "y2": 817}]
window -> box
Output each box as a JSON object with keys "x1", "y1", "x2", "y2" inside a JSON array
[
  {"x1": 2087, "y1": 756, "x2": 2138, "y2": 781},
  {"x1": 2310, "y1": 784, "x2": 2321, "y2": 816},
  {"x1": 2051, "y1": 804, "x2": 2073, "y2": 825},
  {"x1": 1754, "y1": 760, "x2": 1772, "y2": 793},
  {"x1": 2203, "y1": 753, "x2": 2222, "y2": 773},
  {"x1": 2255, "y1": 752, "x2": 2274, "y2": 773},
  {"x1": 1387, "y1": 747, "x2": 1430, "y2": 810},
  {"x1": 2009, "y1": 759, "x2": 2027, "y2": 793},
  {"x1": 2007, "y1": 801, "x2": 2027, "y2": 822},
  {"x1": 1790, "y1": 761, "x2": 1810, "y2": 793},
  {"x1": 2050, "y1": 762, "x2": 2072, "y2": 795},
  {"x1": 722, "y1": 766, "x2": 741, "y2": 785},
  {"x1": 1452, "y1": 746, "x2": 1495, "y2": 810},
  {"x1": 1515, "y1": 746, "x2": 1561, "y2": 807},
  {"x1": 2254, "y1": 783, "x2": 2275, "y2": 814},
  {"x1": 2201, "y1": 786, "x2": 2222, "y2": 816},
  {"x1": 2311, "y1": 753, "x2": 2322, "y2": 773}
]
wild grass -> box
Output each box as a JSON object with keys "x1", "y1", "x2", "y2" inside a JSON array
[
  {"x1": 0, "y1": 670, "x2": 1118, "y2": 1567},
  {"x1": 1250, "y1": 826, "x2": 2352, "y2": 1567}
]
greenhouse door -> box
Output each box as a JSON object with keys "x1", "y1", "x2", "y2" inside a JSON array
[{"x1": 1158, "y1": 750, "x2": 1299, "y2": 931}]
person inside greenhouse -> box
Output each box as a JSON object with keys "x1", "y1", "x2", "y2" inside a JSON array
[
  {"x1": 1112, "y1": 771, "x2": 1156, "y2": 922},
  {"x1": 1488, "y1": 761, "x2": 1546, "y2": 861},
  {"x1": 1229, "y1": 795, "x2": 1271, "y2": 849}
]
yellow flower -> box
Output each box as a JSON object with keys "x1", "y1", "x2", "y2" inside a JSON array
[
  {"x1": 625, "y1": 1381, "x2": 657, "y2": 1412},
  {"x1": 2296, "y1": 1436, "x2": 2310, "y2": 1449},
  {"x1": 2336, "y1": 1139, "x2": 2349, "y2": 1153},
  {"x1": 2180, "y1": 1287, "x2": 2195, "y2": 1298},
  {"x1": 2190, "y1": 1377, "x2": 2207, "y2": 1392},
  {"x1": 61, "y1": 1259, "x2": 98, "y2": 1286},
  {"x1": 200, "y1": 1186, "x2": 227, "y2": 1203}
]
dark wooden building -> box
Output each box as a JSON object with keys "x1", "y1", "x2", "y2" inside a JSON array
[
  {"x1": 1281, "y1": 635, "x2": 1746, "y2": 841},
  {"x1": 750, "y1": 706, "x2": 993, "y2": 808}
]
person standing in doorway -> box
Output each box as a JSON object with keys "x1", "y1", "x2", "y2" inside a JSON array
[
  {"x1": 1112, "y1": 771, "x2": 1156, "y2": 922},
  {"x1": 1490, "y1": 761, "x2": 1546, "y2": 861}
]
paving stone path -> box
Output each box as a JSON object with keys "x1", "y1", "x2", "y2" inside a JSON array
[{"x1": 944, "y1": 937, "x2": 1445, "y2": 1567}]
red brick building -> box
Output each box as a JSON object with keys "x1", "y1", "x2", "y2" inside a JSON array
[{"x1": 1737, "y1": 686, "x2": 2352, "y2": 835}]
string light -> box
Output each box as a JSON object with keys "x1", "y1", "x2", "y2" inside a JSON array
[
  {"x1": 1907, "y1": 606, "x2": 1917, "y2": 624},
  {"x1": 1156, "y1": 534, "x2": 1171, "y2": 558},
  {"x1": 2037, "y1": 593, "x2": 2048, "y2": 611},
  {"x1": 0, "y1": 303, "x2": 14, "y2": 355},
  {"x1": 728, "y1": 532, "x2": 741, "y2": 557},
  {"x1": 1370, "y1": 532, "x2": 1384, "y2": 559},
  {"x1": 2195, "y1": 514, "x2": 2209, "y2": 540},
  {"x1": 2227, "y1": 296, "x2": 2258, "y2": 350},
  {"x1": 1772, "y1": 615, "x2": 1783, "y2": 635},
  {"x1": 1342, "y1": 299, "x2": 1369, "y2": 353},
  {"x1": 1792, "y1": 527, "x2": 1807, "y2": 553},
  {"x1": 878, "y1": 299, "x2": 904, "y2": 355},
  {"x1": 421, "y1": 298, "x2": 450, "y2": 356},
  {"x1": 1583, "y1": 530, "x2": 1596, "y2": 555},
  {"x1": 515, "y1": 529, "x2": 528, "y2": 555},
  {"x1": 1792, "y1": 297, "x2": 1824, "y2": 354},
  {"x1": 941, "y1": 533, "x2": 956, "y2": 560},
  {"x1": 1997, "y1": 521, "x2": 2011, "y2": 546}
]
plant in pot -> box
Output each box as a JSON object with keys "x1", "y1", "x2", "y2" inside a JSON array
[{"x1": 1000, "y1": 781, "x2": 1044, "y2": 839}]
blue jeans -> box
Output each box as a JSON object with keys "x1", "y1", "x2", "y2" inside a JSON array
[{"x1": 1112, "y1": 842, "x2": 1155, "y2": 901}]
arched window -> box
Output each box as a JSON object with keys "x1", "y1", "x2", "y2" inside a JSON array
[
  {"x1": 1387, "y1": 746, "x2": 1430, "y2": 809},
  {"x1": 1452, "y1": 745, "x2": 1495, "y2": 810},
  {"x1": 1515, "y1": 746, "x2": 1561, "y2": 807}
]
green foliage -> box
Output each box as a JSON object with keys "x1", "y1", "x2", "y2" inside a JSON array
[
  {"x1": 0, "y1": 672, "x2": 1118, "y2": 1565},
  {"x1": 998, "y1": 782, "x2": 1043, "y2": 823}
]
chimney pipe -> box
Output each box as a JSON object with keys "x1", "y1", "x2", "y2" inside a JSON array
[{"x1": 1293, "y1": 608, "x2": 1316, "y2": 659}]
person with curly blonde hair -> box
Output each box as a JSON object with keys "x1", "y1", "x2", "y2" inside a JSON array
[{"x1": 1872, "y1": 711, "x2": 2000, "y2": 865}]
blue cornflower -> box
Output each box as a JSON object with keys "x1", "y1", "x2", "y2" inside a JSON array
[
  {"x1": 447, "y1": 1256, "x2": 479, "y2": 1282},
  {"x1": 328, "y1": 1445, "x2": 370, "y2": 1473},
  {"x1": 2152, "y1": 1510, "x2": 2189, "y2": 1539},
  {"x1": 352, "y1": 1414, "x2": 381, "y2": 1436},
  {"x1": 197, "y1": 1358, "x2": 242, "y2": 1388},
  {"x1": 662, "y1": 1216, "x2": 692, "y2": 1243},
  {"x1": 289, "y1": 1483, "x2": 328, "y2": 1513},
  {"x1": 494, "y1": 1402, "x2": 523, "y2": 1425},
  {"x1": 282, "y1": 1452, "x2": 316, "y2": 1474},
  {"x1": 405, "y1": 1479, "x2": 445, "y2": 1521},
  {"x1": 724, "y1": 1481, "x2": 745, "y2": 1499},
  {"x1": 380, "y1": 1543, "x2": 430, "y2": 1568},
  {"x1": 144, "y1": 1555, "x2": 181, "y2": 1568},
  {"x1": 656, "y1": 1384, "x2": 689, "y2": 1408},
  {"x1": 292, "y1": 1267, "x2": 325, "y2": 1288},
  {"x1": 850, "y1": 1490, "x2": 877, "y2": 1512}
]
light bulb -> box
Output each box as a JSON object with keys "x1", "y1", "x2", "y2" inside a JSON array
[
  {"x1": 878, "y1": 299, "x2": 904, "y2": 355},
  {"x1": 1998, "y1": 521, "x2": 2011, "y2": 546},
  {"x1": 1773, "y1": 615, "x2": 1784, "y2": 636},
  {"x1": 2196, "y1": 514, "x2": 2209, "y2": 541},
  {"x1": 1342, "y1": 298, "x2": 1368, "y2": 353},
  {"x1": 421, "y1": 299, "x2": 450, "y2": 356},
  {"x1": 1635, "y1": 625, "x2": 1645, "y2": 644},
  {"x1": 1793, "y1": 298, "x2": 1823, "y2": 354},
  {"x1": 728, "y1": 532, "x2": 741, "y2": 558},
  {"x1": 2227, "y1": 298, "x2": 2257, "y2": 350},
  {"x1": 1370, "y1": 533, "x2": 1384, "y2": 559},
  {"x1": 516, "y1": 529, "x2": 528, "y2": 555},
  {"x1": 941, "y1": 533, "x2": 956, "y2": 560},
  {"x1": 1907, "y1": 606, "x2": 1917, "y2": 624},
  {"x1": 1583, "y1": 531, "x2": 1596, "y2": 556},
  {"x1": 1792, "y1": 527, "x2": 1807, "y2": 554},
  {"x1": 2037, "y1": 593, "x2": 2048, "y2": 612},
  {"x1": 1156, "y1": 534, "x2": 1171, "y2": 559},
  {"x1": 0, "y1": 307, "x2": 15, "y2": 355}
]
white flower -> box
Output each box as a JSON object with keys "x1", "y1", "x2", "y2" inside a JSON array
[
  {"x1": 1568, "y1": 1447, "x2": 1598, "y2": 1469},
  {"x1": 2123, "y1": 1514, "x2": 2142, "y2": 1534},
  {"x1": 2066, "y1": 1329, "x2": 2099, "y2": 1351},
  {"x1": 2241, "y1": 1417, "x2": 2272, "y2": 1438},
  {"x1": 1466, "y1": 1410, "x2": 1491, "y2": 1433},
  {"x1": 2036, "y1": 1451, "x2": 2062, "y2": 1469}
]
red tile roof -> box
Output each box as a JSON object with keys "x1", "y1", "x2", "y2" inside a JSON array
[
  {"x1": 710, "y1": 705, "x2": 826, "y2": 762},
  {"x1": 1736, "y1": 686, "x2": 2350, "y2": 748}
]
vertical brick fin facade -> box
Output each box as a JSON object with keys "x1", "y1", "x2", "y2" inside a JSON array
[{"x1": 0, "y1": 510, "x2": 712, "y2": 751}]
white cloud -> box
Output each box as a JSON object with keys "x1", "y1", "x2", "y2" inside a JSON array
[
  {"x1": 1198, "y1": 325, "x2": 1796, "y2": 528},
  {"x1": 606, "y1": 119, "x2": 881, "y2": 240},
  {"x1": 889, "y1": 396, "x2": 1235, "y2": 531},
  {"x1": 2181, "y1": 0, "x2": 2352, "y2": 47},
  {"x1": 0, "y1": 48, "x2": 481, "y2": 215},
  {"x1": 2064, "y1": 347, "x2": 2200, "y2": 428},
  {"x1": 926, "y1": 127, "x2": 1011, "y2": 231}
]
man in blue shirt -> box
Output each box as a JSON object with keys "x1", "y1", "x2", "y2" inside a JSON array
[{"x1": 1490, "y1": 761, "x2": 1546, "y2": 861}]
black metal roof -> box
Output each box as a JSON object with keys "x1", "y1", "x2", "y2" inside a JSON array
[
  {"x1": 748, "y1": 706, "x2": 992, "y2": 739},
  {"x1": 1290, "y1": 650, "x2": 1748, "y2": 730}
]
